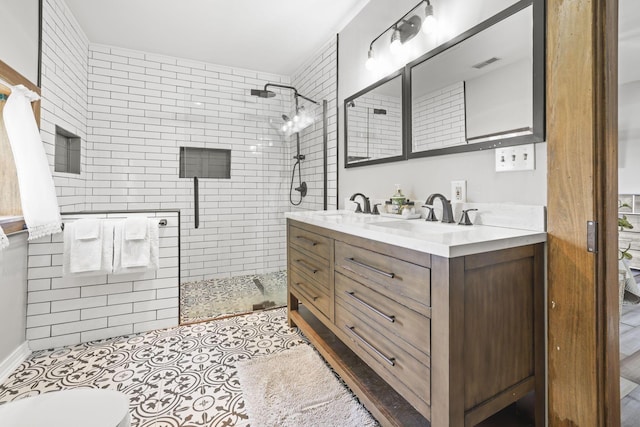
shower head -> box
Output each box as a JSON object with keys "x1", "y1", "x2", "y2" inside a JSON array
[
  {"x1": 280, "y1": 114, "x2": 294, "y2": 133},
  {"x1": 250, "y1": 89, "x2": 276, "y2": 98}
]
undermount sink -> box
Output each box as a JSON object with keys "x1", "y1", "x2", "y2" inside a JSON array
[{"x1": 372, "y1": 220, "x2": 470, "y2": 234}]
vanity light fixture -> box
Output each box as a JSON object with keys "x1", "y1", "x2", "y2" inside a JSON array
[{"x1": 365, "y1": 0, "x2": 437, "y2": 69}]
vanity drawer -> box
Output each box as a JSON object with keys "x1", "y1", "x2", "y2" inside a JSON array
[
  {"x1": 290, "y1": 268, "x2": 331, "y2": 319},
  {"x1": 335, "y1": 272, "x2": 430, "y2": 361},
  {"x1": 289, "y1": 246, "x2": 330, "y2": 293},
  {"x1": 335, "y1": 298, "x2": 431, "y2": 416},
  {"x1": 289, "y1": 225, "x2": 332, "y2": 261},
  {"x1": 335, "y1": 241, "x2": 431, "y2": 315}
]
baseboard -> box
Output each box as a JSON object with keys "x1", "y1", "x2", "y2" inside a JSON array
[{"x1": 0, "y1": 342, "x2": 31, "y2": 384}]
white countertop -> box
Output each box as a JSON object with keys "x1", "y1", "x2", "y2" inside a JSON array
[{"x1": 286, "y1": 210, "x2": 547, "y2": 258}]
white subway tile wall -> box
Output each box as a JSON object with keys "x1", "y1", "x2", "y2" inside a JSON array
[
  {"x1": 25, "y1": 212, "x2": 179, "y2": 350},
  {"x1": 40, "y1": 0, "x2": 89, "y2": 211},
  {"x1": 32, "y1": 0, "x2": 339, "y2": 345},
  {"x1": 412, "y1": 81, "x2": 466, "y2": 151},
  {"x1": 82, "y1": 38, "x2": 338, "y2": 281},
  {"x1": 84, "y1": 44, "x2": 296, "y2": 282}
]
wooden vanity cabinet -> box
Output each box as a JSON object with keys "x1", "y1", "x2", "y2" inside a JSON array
[{"x1": 287, "y1": 219, "x2": 544, "y2": 427}]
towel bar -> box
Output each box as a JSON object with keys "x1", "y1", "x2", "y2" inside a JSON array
[{"x1": 60, "y1": 218, "x2": 168, "y2": 231}]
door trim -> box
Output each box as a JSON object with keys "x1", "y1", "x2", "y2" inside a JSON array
[{"x1": 546, "y1": 0, "x2": 619, "y2": 425}]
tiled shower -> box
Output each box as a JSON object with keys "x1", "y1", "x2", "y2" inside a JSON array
[{"x1": 31, "y1": 0, "x2": 338, "y2": 338}]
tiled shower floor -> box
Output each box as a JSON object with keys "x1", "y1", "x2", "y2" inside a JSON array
[{"x1": 180, "y1": 271, "x2": 288, "y2": 323}]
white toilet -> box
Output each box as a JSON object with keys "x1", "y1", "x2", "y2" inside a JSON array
[{"x1": 0, "y1": 389, "x2": 130, "y2": 427}]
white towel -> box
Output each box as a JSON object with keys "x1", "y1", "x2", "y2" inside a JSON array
[
  {"x1": 75, "y1": 218, "x2": 100, "y2": 240},
  {"x1": 69, "y1": 219, "x2": 102, "y2": 273},
  {"x1": 122, "y1": 217, "x2": 149, "y2": 267},
  {"x1": 124, "y1": 217, "x2": 148, "y2": 240},
  {"x1": 3, "y1": 85, "x2": 62, "y2": 240},
  {"x1": 0, "y1": 227, "x2": 8, "y2": 250},
  {"x1": 114, "y1": 218, "x2": 159, "y2": 273},
  {"x1": 63, "y1": 220, "x2": 114, "y2": 276}
]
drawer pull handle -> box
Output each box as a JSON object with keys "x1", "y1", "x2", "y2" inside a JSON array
[
  {"x1": 345, "y1": 291, "x2": 395, "y2": 323},
  {"x1": 345, "y1": 325, "x2": 395, "y2": 367},
  {"x1": 297, "y1": 283, "x2": 319, "y2": 301},
  {"x1": 296, "y1": 235, "x2": 318, "y2": 246},
  {"x1": 346, "y1": 257, "x2": 395, "y2": 279},
  {"x1": 295, "y1": 259, "x2": 318, "y2": 274}
]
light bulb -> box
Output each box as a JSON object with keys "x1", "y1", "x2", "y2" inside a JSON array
[
  {"x1": 390, "y1": 27, "x2": 402, "y2": 55},
  {"x1": 365, "y1": 57, "x2": 377, "y2": 71},
  {"x1": 389, "y1": 39, "x2": 402, "y2": 55},
  {"x1": 281, "y1": 124, "x2": 287, "y2": 132},
  {"x1": 293, "y1": 115, "x2": 300, "y2": 122},
  {"x1": 422, "y1": 4, "x2": 437, "y2": 34},
  {"x1": 287, "y1": 120, "x2": 293, "y2": 127},
  {"x1": 365, "y1": 47, "x2": 377, "y2": 71}
]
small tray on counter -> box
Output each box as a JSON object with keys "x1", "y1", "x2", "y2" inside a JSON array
[{"x1": 379, "y1": 212, "x2": 422, "y2": 220}]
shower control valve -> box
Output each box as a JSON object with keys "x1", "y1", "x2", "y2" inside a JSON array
[{"x1": 294, "y1": 154, "x2": 306, "y2": 160}]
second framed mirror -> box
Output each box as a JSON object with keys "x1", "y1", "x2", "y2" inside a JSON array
[
  {"x1": 344, "y1": 69, "x2": 406, "y2": 168},
  {"x1": 408, "y1": 0, "x2": 544, "y2": 158}
]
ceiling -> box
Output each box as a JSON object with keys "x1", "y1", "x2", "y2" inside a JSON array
[
  {"x1": 61, "y1": 0, "x2": 639, "y2": 82},
  {"x1": 64, "y1": 0, "x2": 370, "y2": 76}
]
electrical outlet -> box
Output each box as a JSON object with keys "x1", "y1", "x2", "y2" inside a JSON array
[
  {"x1": 451, "y1": 180, "x2": 467, "y2": 202},
  {"x1": 495, "y1": 144, "x2": 535, "y2": 172}
]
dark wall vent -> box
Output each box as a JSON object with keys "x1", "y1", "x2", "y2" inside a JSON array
[{"x1": 472, "y1": 57, "x2": 501, "y2": 69}]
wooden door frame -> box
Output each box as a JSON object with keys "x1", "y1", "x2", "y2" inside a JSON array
[{"x1": 547, "y1": 0, "x2": 620, "y2": 426}]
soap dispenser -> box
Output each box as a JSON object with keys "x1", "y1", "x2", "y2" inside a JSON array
[{"x1": 390, "y1": 184, "x2": 406, "y2": 214}]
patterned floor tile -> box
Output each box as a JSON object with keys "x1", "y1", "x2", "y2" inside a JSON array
[{"x1": 0, "y1": 308, "x2": 307, "y2": 427}]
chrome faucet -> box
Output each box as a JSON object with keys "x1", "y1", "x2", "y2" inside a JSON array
[
  {"x1": 424, "y1": 193, "x2": 455, "y2": 223},
  {"x1": 349, "y1": 193, "x2": 371, "y2": 214}
]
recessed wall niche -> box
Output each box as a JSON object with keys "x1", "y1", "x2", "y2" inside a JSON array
[
  {"x1": 179, "y1": 147, "x2": 231, "y2": 179},
  {"x1": 54, "y1": 125, "x2": 80, "y2": 174}
]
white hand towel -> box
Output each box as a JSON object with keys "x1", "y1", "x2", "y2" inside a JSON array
[
  {"x1": 69, "y1": 219, "x2": 103, "y2": 273},
  {"x1": 63, "y1": 220, "x2": 114, "y2": 276},
  {"x1": 75, "y1": 219, "x2": 100, "y2": 240},
  {"x1": 114, "y1": 219, "x2": 159, "y2": 274},
  {"x1": 122, "y1": 217, "x2": 150, "y2": 268},
  {"x1": 0, "y1": 227, "x2": 9, "y2": 250},
  {"x1": 124, "y1": 217, "x2": 148, "y2": 240},
  {"x1": 3, "y1": 85, "x2": 62, "y2": 240}
]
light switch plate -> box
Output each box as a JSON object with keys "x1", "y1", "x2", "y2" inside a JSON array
[
  {"x1": 495, "y1": 144, "x2": 535, "y2": 172},
  {"x1": 451, "y1": 180, "x2": 467, "y2": 202}
]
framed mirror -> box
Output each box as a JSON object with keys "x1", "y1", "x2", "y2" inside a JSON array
[
  {"x1": 408, "y1": 0, "x2": 544, "y2": 158},
  {"x1": 0, "y1": 0, "x2": 42, "y2": 87},
  {"x1": 344, "y1": 69, "x2": 406, "y2": 168}
]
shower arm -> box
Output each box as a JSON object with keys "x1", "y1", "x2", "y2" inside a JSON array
[{"x1": 263, "y1": 83, "x2": 319, "y2": 106}]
